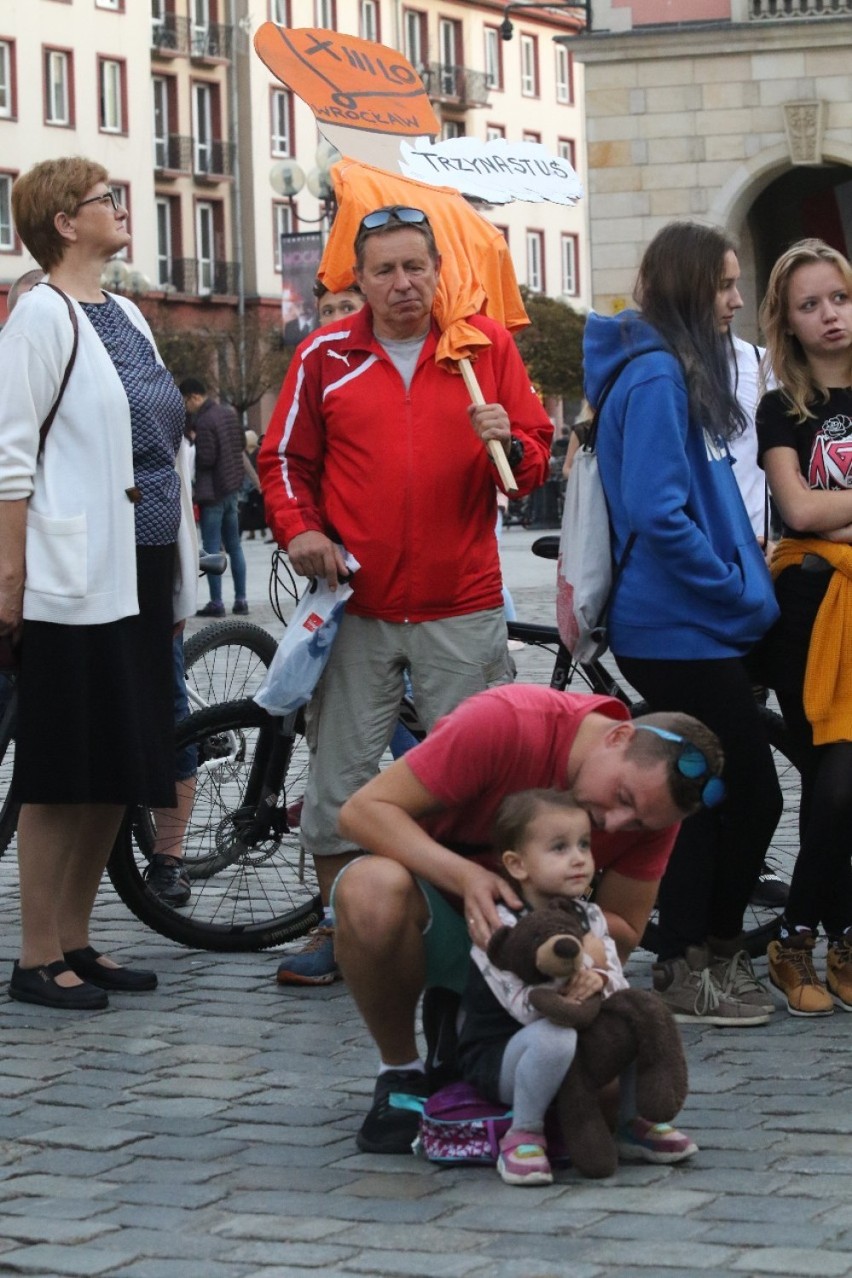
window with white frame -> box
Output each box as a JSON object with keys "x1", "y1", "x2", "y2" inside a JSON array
[
  {"x1": 273, "y1": 201, "x2": 293, "y2": 272},
  {"x1": 111, "y1": 183, "x2": 129, "y2": 259},
  {"x1": 561, "y1": 233, "x2": 578, "y2": 297},
  {"x1": 359, "y1": 0, "x2": 379, "y2": 42},
  {"x1": 99, "y1": 58, "x2": 124, "y2": 132},
  {"x1": 0, "y1": 41, "x2": 12, "y2": 118},
  {"x1": 0, "y1": 174, "x2": 14, "y2": 251},
  {"x1": 520, "y1": 34, "x2": 538, "y2": 98},
  {"x1": 404, "y1": 10, "x2": 425, "y2": 72},
  {"x1": 522, "y1": 130, "x2": 540, "y2": 144},
  {"x1": 441, "y1": 120, "x2": 465, "y2": 141},
  {"x1": 270, "y1": 88, "x2": 291, "y2": 157},
  {"x1": 96, "y1": 0, "x2": 123, "y2": 10},
  {"x1": 555, "y1": 45, "x2": 573, "y2": 104},
  {"x1": 557, "y1": 137, "x2": 576, "y2": 170},
  {"x1": 526, "y1": 229, "x2": 544, "y2": 293},
  {"x1": 192, "y1": 0, "x2": 210, "y2": 55},
  {"x1": 156, "y1": 196, "x2": 174, "y2": 288},
  {"x1": 486, "y1": 123, "x2": 505, "y2": 141},
  {"x1": 192, "y1": 81, "x2": 213, "y2": 173},
  {"x1": 45, "y1": 49, "x2": 71, "y2": 125},
  {"x1": 484, "y1": 26, "x2": 501, "y2": 91},
  {"x1": 438, "y1": 19, "x2": 460, "y2": 95},
  {"x1": 269, "y1": 0, "x2": 289, "y2": 21},
  {"x1": 196, "y1": 200, "x2": 215, "y2": 294},
  {"x1": 153, "y1": 76, "x2": 170, "y2": 168},
  {"x1": 315, "y1": 0, "x2": 335, "y2": 28}
]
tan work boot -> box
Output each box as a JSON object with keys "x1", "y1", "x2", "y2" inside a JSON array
[
  {"x1": 826, "y1": 932, "x2": 852, "y2": 1012},
  {"x1": 767, "y1": 931, "x2": 833, "y2": 1017}
]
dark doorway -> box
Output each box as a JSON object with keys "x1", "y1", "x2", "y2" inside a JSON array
[{"x1": 748, "y1": 163, "x2": 852, "y2": 302}]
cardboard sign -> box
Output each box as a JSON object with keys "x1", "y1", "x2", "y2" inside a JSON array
[
  {"x1": 254, "y1": 25, "x2": 440, "y2": 137},
  {"x1": 400, "y1": 137, "x2": 584, "y2": 206}
]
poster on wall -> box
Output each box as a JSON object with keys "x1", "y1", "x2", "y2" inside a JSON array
[{"x1": 280, "y1": 231, "x2": 323, "y2": 345}]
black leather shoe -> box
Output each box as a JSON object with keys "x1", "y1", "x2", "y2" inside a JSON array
[
  {"x1": 8, "y1": 960, "x2": 109, "y2": 1010},
  {"x1": 63, "y1": 946, "x2": 157, "y2": 992}
]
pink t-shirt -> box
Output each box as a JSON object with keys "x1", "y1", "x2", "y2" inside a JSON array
[{"x1": 409, "y1": 684, "x2": 676, "y2": 883}]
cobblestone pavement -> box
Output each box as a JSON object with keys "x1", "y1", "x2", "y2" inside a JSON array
[{"x1": 1, "y1": 530, "x2": 850, "y2": 1278}]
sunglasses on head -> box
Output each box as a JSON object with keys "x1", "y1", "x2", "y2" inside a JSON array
[
  {"x1": 359, "y1": 206, "x2": 430, "y2": 232},
  {"x1": 634, "y1": 725, "x2": 726, "y2": 809}
]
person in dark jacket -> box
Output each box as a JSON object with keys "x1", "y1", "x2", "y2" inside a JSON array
[{"x1": 180, "y1": 377, "x2": 248, "y2": 617}]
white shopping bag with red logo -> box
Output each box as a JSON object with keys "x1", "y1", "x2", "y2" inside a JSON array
[{"x1": 254, "y1": 547, "x2": 359, "y2": 715}]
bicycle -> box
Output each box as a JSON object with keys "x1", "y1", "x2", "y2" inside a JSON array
[{"x1": 105, "y1": 537, "x2": 800, "y2": 957}]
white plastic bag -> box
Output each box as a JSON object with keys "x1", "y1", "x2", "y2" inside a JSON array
[
  {"x1": 254, "y1": 548, "x2": 359, "y2": 715},
  {"x1": 556, "y1": 446, "x2": 614, "y2": 664}
]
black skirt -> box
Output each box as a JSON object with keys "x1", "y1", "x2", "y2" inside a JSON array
[{"x1": 12, "y1": 544, "x2": 177, "y2": 807}]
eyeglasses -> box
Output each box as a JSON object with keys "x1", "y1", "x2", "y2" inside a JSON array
[
  {"x1": 634, "y1": 725, "x2": 726, "y2": 809},
  {"x1": 76, "y1": 188, "x2": 120, "y2": 213},
  {"x1": 358, "y1": 206, "x2": 430, "y2": 233}
]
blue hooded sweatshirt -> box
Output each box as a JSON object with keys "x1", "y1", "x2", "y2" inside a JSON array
[{"x1": 583, "y1": 310, "x2": 779, "y2": 660}]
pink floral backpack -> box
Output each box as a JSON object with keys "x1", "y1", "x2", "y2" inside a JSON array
[{"x1": 414, "y1": 1081, "x2": 568, "y2": 1166}]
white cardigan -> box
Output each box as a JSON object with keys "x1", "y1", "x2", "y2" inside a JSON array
[{"x1": 0, "y1": 284, "x2": 197, "y2": 624}]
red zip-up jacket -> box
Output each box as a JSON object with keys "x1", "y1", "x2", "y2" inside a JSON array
[{"x1": 259, "y1": 307, "x2": 552, "y2": 623}]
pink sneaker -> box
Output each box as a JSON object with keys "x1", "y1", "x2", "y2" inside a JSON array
[
  {"x1": 616, "y1": 1117, "x2": 698, "y2": 1164},
  {"x1": 497, "y1": 1128, "x2": 553, "y2": 1186}
]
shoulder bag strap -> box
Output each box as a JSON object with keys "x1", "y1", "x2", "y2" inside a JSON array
[{"x1": 36, "y1": 282, "x2": 79, "y2": 456}]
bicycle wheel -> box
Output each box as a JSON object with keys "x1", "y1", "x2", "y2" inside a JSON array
[
  {"x1": 0, "y1": 678, "x2": 18, "y2": 856},
  {"x1": 184, "y1": 621, "x2": 278, "y2": 707},
  {"x1": 107, "y1": 698, "x2": 322, "y2": 951},
  {"x1": 639, "y1": 705, "x2": 799, "y2": 958}
]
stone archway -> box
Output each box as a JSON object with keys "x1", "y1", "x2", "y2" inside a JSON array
[{"x1": 708, "y1": 143, "x2": 852, "y2": 340}]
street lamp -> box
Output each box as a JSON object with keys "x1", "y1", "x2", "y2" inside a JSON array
[
  {"x1": 499, "y1": 1, "x2": 592, "y2": 40},
  {"x1": 269, "y1": 141, "x2": 341, "y2": 225}
]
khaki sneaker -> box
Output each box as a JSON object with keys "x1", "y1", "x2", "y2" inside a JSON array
[
  {"x1": 826, "y1": 934, "x2": 852, "y2": 1012},
  {"x1": 708, "y1": 940, "x2": 775, "y2": 1017},
  {"x1": 652, "y1": 945, "x2": 772, "y2": 1026},
  {"x1": 767, "y1": 932, "x2": 833, "y2": 1017}
]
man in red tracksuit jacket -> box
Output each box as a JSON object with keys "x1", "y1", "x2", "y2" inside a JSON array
[{"x1": 259, "y1": 204, "x2": 552, "y2": 986}]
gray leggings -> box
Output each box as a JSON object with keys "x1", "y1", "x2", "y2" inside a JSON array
[{"x1": 498, "y1": 1017, "x2": 638, "y2": 1133}]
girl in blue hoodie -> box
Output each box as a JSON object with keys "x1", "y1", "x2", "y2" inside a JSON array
[{"x1": 583, "y1": 221, "x2": 780, "y2": 1027}]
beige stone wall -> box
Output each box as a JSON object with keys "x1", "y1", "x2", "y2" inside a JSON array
[{"x1": 573, "y1": 18, "x2": 852, "y2": 333}]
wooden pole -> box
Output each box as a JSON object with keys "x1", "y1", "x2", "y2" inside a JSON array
[{"x1": 459, "y1": 357, "x2": 518, "y2": 493}]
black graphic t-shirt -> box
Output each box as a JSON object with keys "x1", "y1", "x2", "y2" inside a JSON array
[{"x1": 757, "y1": 386, "x2": 852, "y2": 538}]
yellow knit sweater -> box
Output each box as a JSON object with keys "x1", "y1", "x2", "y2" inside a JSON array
[{"x1": 771, "y1": 536, "x2": 852, "y2": 744}]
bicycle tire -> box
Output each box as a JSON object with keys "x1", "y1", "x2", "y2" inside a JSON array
[
  {"x1": 639, "y1": 705, "x2": 799, "y2": 959},
  {"x1": 0, "y1": 679, "x2": 18, "y2": 857},
  {"x1": 107, "y1": 698, "x2": 322, "y2": 951},
  {"x1": 184, "y1": 620, "x2": 279, "y2": 706}
]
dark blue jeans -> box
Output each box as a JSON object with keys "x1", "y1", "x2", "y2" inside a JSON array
[{"x1": 199, "y1": 492, "x2": 247, "y2": 604}]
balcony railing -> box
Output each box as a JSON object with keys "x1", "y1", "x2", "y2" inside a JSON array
[
  {"x1": 151, "y1": 16, "x2": 232, "y2": 59},
  {"x1": 751, "y1": 0, "x2": 852, "y2": 17},
  {"x1": 154, "y1": 134, "x2": 192, "y2": 175},
  {"x1": 421, "y1": 63, "x2": 490, "y2": 108},
  {"x1": 191, "y1": 21, "x2": 233, "y2": 60},
  {"x1": 193, "y1": 139, "x2": 237, "y2": 180},
  {"x1": 162, "y1": 259, "x2": 239, "y2": 296}
]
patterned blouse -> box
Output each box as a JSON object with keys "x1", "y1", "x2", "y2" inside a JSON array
[{"x1": 81, "y1": 295, "x2": 183, "y2": 545}]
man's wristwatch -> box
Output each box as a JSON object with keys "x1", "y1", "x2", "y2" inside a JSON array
[{"x1": 506, "y1": 435, "x2": 525, "y2": 469}]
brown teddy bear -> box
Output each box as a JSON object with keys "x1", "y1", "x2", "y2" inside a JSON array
[{"x1": 487, "y1": 896, "x2": 689, "y2": 1178}]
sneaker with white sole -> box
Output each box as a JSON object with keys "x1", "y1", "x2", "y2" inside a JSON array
[
  {"x1": 652, "y1": 945, "x2": 771, "y2": 1026},
  {"x1": 708, "y1": 944, "x2": 775, "y2": 1017},
  {"x1": 276, "y1": 925, "x2": 339, "y2": 986},
  {"x1": 616, "y1": 1117, "x2": 698, "y2": 1164},
  {"x1": 497, "y1": 1128, "x2": 553, "y2": 1186}
]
